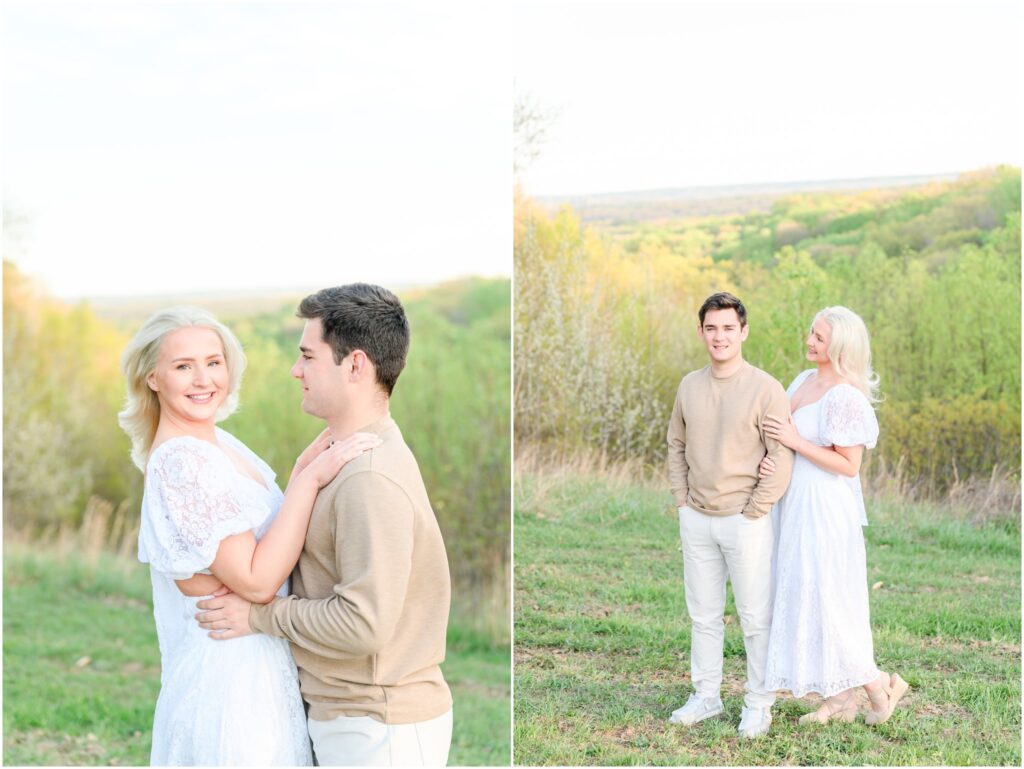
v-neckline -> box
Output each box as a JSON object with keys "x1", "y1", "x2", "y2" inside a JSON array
[
  {"x1": 215, "y1": 441, "x2": 269, "y2": 492},
  {"x1": 151, "y1": 433, "x2": 269, "y2": 492},
  {"x1": 791, "y1": 380, "x2": 848, "y2": 415},
  {"x1": 226, "y1": 459, "x2": 269, "y2": 491},
  {"x1": 792, "y1": 397, "x2": 824, "y2": 415},
  {"x1": 790, "y1": 370, "x2": 847, "y2": 415}
]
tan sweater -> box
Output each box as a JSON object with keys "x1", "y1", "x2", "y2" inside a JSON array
[
  {"x1": 250, "y1": 415, "x2": 452, "y2": 724},
  {"x1": 666, "y1": 361, "x2": 794, "y2": 518}
]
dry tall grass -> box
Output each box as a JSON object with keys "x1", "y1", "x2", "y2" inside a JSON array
[
  {"x1": 5, "y1": 494, "x2": 511, "y2": 643},
  {"x1": 515, "y1": 443, "x2": 1021, "y2": 526},
  {"x1": 863, "y1": 454, "x2": 1021, "y2": 525},
  {"x1": 4, "y1": 496, "x2": 139, "y2": 561}
]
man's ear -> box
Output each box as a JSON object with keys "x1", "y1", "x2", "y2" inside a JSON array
[
  {"x1": 740, "y1": 324, "x2": 750, "y2": 341},
  {"x1": 349, "y1": 349, "x2": 369, "y2": 379}
]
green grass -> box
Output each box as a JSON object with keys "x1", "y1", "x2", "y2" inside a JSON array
[
  {"x1": 3, "y1": 544, "x2": 510, "y2": 766},
  {"x1": 513, "y1": 470, "x2": 1021, "y2": 766}
]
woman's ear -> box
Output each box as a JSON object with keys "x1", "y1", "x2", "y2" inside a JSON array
[{"x1": 147, "y1": 372, "x2": 159, "y2": 392}]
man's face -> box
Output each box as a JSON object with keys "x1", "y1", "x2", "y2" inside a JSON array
[
  {"x1": 698, "y1": 307, "x2": 749, "y2": 364},
  {"x1": 290, "y1": 318, "x2": 349, "y2": 419}
]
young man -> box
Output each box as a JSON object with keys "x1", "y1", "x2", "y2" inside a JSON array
[
  {"x1": 197, "y1": 283, "x2": 453, "y2": 765},
  {"x1": 666, "y1": 291, "x2": 793, "y2": 739}
]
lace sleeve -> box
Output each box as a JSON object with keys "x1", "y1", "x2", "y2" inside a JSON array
[
  {"x1": 140, "y1": 438, "x2": 262, "y2": 579},
  {"x1": 820, "y1": 385, "x2": 879, "y2": 449}
]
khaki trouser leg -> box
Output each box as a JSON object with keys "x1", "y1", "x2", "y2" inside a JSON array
[
  {"x1": 679, "y1": 505, "x2": 728, "y2": 700},
  {"x1": 680, "y1": 506, "x2": 776, "y2": 709},
  {"x1": 308, "y1": 709, "x2": 453, "y2": 767},
  {"x1": 718, "y1": 512, "x2": 776, "y2": 709}
]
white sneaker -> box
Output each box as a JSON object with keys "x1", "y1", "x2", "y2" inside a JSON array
[
  {"x1": 669, "y1": 694, "x2": 724, "y2": 725},
  {"x1": 737, "y1": 706, "x2": 772, "y2": 739}
]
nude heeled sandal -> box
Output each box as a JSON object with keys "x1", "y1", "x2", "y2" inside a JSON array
[
  {"x1": 865, "y1": 672, "x2": 909, "y2": 725},
  {"x1": 799, "y1": 692, "x2": 859, "y2": 725}
]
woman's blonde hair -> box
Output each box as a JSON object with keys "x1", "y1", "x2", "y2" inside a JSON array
[
  {"x1": 812, "y1": 306, "x2": 881, "y2": 403},
  {"x1": 118, "y1": 306, "x2": 246, "y2": 471}
]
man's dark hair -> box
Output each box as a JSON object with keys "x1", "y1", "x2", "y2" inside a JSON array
[
  {"x1": 298, "y1": 283, "x2": 410, "y2": 396},
  {"x1": 698, "y1": 292, "x2": 748, "y2": 327}
]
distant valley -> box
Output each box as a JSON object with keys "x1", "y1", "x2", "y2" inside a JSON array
[{"x1": 536, "y1": 172, "x2": 962, "y2": 222}]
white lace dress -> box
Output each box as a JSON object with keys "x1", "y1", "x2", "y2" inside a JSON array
[
  {"x1": 139, "y1": 429, "x2": 312, "y2": 766},
  {"x1": 764, "y1": 370, "x2": 881, "y2": 698}
]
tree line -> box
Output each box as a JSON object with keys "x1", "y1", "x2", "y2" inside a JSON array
[
  {"x1": 3, "y1": 268, "x2": 511, "y2": 632},
  {"x1": 514, "y1": 167, "x2": 1021, "y2": 507}
]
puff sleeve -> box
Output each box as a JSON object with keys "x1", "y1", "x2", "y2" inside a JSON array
[
  {"x1": 819, "y1": 385, "x2": 878, "y2": 526},
  {"x1": 820, "y1": 385, "x2": 879, "y2": 449},
  {"x1": 138, "y1": 438, "x2": 264, "y2": 580}
]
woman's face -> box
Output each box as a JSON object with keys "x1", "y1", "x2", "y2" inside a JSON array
[
  {"x1": 805, "y1": 317, "x2": 832, "y2": 364},
  {"x1": 147, "y1": 327, "x2": 229, "y2": 426}
]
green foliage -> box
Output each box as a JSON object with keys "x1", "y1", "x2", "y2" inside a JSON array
[
  {"x1": 2, "y1": 267, "x2": 510, "y2": 636},
  {"x1": 740, "y1": 246, "x2": 831, "y2": 380},
  {"x1": 221, "y1": 278, "x2": 511, "y2": 627},
  {"x1": 3, "y1": 262, "x2": 137, "y2": 528},
  {"x1": 392, "y1": 279, "x2": 511, "y2": 622},
  {"x1": 514, "y1": 198, "x2": 730, "y2": 461},
  {"x1": 514, "y1": 168, "x2": 1022, "y2": 495},
  {"x1": 879, "y1": 394, "x2": 1021, "y2": 483}
]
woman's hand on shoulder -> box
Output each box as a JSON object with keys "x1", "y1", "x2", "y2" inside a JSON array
[
  {"x1": 290, "y1": 427, "x2": 335, "y2": 483},
  {"x1": 763, "y1": 413, "x2": 801, "y2": 450},
  {"x1": 300, "y1": 431, "x2": 383, "y2": 489}
]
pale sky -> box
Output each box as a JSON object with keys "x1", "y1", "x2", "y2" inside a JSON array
[
  {"x1": 2, "y1": 1, "x2": 511, "y2": 300},
  {"x1": 5, "y1": 2, "x2": 1021, "y2": 300},
  {"x1": 514, "y1": 0, "x2": 1023, "y2": 196}
]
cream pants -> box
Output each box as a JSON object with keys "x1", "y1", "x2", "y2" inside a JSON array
[
  {"x1": 308, "y1": 708, "x2": 453, "y2": 767},
  {"x1": 679, "y1": 505, "x2": 776, "y2": 709}
]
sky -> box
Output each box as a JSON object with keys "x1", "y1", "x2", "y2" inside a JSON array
[
  {"x1": 2, "y1": 1, "x2": 511, "y2": 300},
  {"x1": 514, "y1": 0, "x2": 1023, "y2": 196},
  {"x1": 4, "y1": 2, "x2": 1021, "y2": 300}
]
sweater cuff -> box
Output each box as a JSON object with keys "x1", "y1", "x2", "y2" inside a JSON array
[
  {"x1": 249, "y1": 597, "x2": 281, "y2": 636},
  {"x1": 741, "y1": 500, "x2": 769, "y2": 519}
]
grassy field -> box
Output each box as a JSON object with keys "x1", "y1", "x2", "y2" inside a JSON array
[
  {"x1": 2, "y1": 543, "x2": 511, "y2": 766},
  {"x1": 513, "y1": 466, "x2": 1021, "y2": 766}
]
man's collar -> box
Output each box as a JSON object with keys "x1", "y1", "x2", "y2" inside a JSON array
[{"x1": 354, "y1": 412, "x2": 396, "y2": 438}]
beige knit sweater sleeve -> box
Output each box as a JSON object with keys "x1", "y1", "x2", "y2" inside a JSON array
[
  {"x1": 741, "y1": 378, "x2": 795, "y2": 517},
  {"x1": 666, "y1": 383, "x2": 689, "y2": 508},
  {"x1": 250, "y1": 471, "x2": 414, "y2": 658}
]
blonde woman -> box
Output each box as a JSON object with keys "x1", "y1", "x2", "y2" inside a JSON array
[
  {"x1": 760, "y1": 306, "x2": 908, "y2": 726},
  {"x1": 119, "y1": 307, "x2": 380, "y2": 765}
]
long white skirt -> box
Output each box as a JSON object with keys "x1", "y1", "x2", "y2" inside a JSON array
[
  {"x1": 149, "y1": 583, "x2": 312, "y2": 766},
  {"x1": 764, "y1": 458, "x2": 881, "y2": 698}
]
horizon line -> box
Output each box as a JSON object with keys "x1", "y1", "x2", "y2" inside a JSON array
[
  {"x1": 528, "y1": 167, "x2": 1013, "y2": 201},
  {"x1": 23, "y1": 272, "x2": 511, "y2": 305}
]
